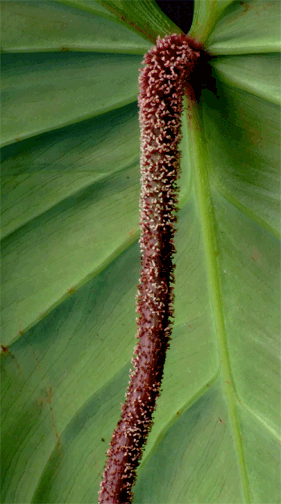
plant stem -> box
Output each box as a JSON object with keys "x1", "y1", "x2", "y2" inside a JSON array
[{"x1": 99, "y1": 33, "x2": 203, "y2": 504}]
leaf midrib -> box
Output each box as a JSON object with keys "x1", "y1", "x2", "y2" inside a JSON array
[{"x1": 188, "y1": 98, "x2": 251, "y2": 503}]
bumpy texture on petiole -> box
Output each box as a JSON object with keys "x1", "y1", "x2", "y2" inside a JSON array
[{"x1": 99, "y1": 33, "x2": 202, "y2": 504}]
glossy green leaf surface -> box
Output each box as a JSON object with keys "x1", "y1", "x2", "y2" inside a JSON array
[{"x1": 1, "y1": 1, "x2": 280, "y2": 503}]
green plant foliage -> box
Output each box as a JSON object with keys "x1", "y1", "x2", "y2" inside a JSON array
[{"x1": 1, "y1": 1, "x2": 280, "y2": 503}]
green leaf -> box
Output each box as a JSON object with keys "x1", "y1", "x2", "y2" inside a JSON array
[
  {"x1": 1, "y1": 0, "x2": 152, "y2": 53},
  {"x1": 206, "y1": 0, "x2": 281, "y2": 54},
  {"x1": 1, "y1": 0, "x2": 280, "y2": 503},
  {"x1": 1, "y1": 50, "x2": 142, "y2": 146},
  {"x1": 55, "y1": 0, "x2": 181, "y2": 41}
]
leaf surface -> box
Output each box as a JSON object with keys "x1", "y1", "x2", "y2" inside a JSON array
[{"x1": 1, "y1": 1, "x2": 280, "y2": 503}]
